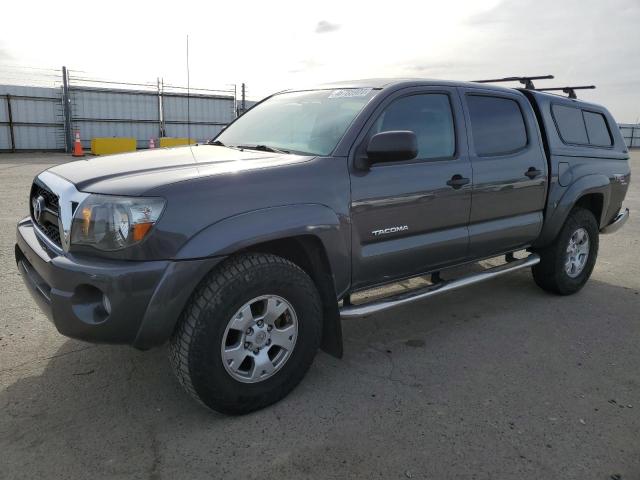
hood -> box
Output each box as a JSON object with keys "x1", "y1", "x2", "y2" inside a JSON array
[{"x1": 48, "y1": 145, "x2": 312, "y2": 196}]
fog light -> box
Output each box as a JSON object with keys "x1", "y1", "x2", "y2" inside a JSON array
[{"x1": 102, "y1": 293, "x2": 112, "y2": 316}]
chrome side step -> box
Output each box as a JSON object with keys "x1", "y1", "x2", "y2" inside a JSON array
[{"x1": 340, "y1": 254, "x2": 540, "y2": 319}]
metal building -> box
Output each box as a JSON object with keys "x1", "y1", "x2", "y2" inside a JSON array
[
  {"x1": 1, "y1": 66, "x2": 242, "y2": 152},
  {"x1": 68, "y1": 86, "x2": 235, "y2": 150},
  {"x1": 0, "y1": 84, "x2": 65, "y2": 151}
]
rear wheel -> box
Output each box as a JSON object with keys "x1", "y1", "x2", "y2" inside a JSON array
[
  {"x1": 169, "y1": 253, "x2": 322, "y2": 414},
  {"x1": 532, "y1": 207, "x2": 599, "y2": 295}
]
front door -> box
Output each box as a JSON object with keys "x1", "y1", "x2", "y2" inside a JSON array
[{"x1": 349, "y1": 87, "x2": 472, "y2": 290}]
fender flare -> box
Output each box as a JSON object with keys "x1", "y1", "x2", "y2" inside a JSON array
[
  {"x1": 535, "y1": 173, "x2": 610, "y2": 247},
  {"x1": 176, "y1": 203, "x2": 351, "y2": 296},
  {"x1": 173, "y1": 204, "x2": 350, "y2": 358}
]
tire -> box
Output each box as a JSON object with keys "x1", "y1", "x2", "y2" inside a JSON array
[
  {"x1": 532, "y1": 207, "x2": 599, "y2": 295},
  {"x1": 169, "y1": 253, "x2": 322, "y2": 415}
]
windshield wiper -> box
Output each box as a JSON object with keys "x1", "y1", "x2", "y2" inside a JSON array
[
  {"x1": 233, "y1": 144, "x2": 290, "y2": 154},
  {"x1": 209, "y1": 140, "x2": 225, "y2": 146}
]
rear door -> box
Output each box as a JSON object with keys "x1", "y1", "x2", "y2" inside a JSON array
[
  {"x1": 459, "y1": 88, "x2": 548, "y2": 258},
  {"x1": 349, "y1": 86, "x2": 472, "y2": 289}
]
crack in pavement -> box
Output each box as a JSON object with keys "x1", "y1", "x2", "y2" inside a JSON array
[
  {"x1": 0, "y1": 344, "x2": 99, "y2": 376},
  {"x1": 344, "y1": 340, "x2": 422, "y2": 389}
]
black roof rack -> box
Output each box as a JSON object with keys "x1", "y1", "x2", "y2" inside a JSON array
[
  {"x1": 471, "y1": 75, "x2": 554, "y2": 90},
  {"x1": 536, "y1": 85, "x2": 596, "y2": 99}
]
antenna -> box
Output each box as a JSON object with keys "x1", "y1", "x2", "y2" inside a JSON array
[
  {"x1": 472, "y1": 75, "x2": 554, "y2": 90},
  {"x1": 537, "y1": 85, "x2": 596, "y2": 99},
  {"x1": 186, "y1": 34, "x2": 191, "y2": 144}
]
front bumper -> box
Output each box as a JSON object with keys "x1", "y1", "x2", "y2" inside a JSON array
[
  {"x1": 600, "y1": 207, "x2": 629, "y2": 234},
  {"x1": 15, "y1": 218, "x2": 222, "y2": 348}
]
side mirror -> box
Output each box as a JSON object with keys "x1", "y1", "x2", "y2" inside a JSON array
[{"x1": 366, "y1": 130, "x2": 418, "y2": 164}]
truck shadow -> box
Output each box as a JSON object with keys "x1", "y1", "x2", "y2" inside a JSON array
[{"x1": 1, "y1": 272, "x2": 638, "y2": 477}]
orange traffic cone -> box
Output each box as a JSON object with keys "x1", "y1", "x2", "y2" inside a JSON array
[
  {"x1": 72, "y1": 132, "x2": 84, "y2": 157},
  {"x1": 149, "y1": 137, "x2": 155, "y2": 149}
]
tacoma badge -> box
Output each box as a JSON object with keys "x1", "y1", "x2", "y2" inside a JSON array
[{"x1": 371, "y1": 225, "x2": 409, "y2": 236}]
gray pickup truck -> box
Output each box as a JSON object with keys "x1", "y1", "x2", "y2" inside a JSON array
[{"x1": 15, "y1": 77, "x2": 630, "y2": 414}]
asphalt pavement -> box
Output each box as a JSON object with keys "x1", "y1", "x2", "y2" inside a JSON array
[{"x1": 1, "y1": 151, "x2": 638, "y2": 479}]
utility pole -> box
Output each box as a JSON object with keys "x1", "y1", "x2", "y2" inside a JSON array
[
  {"x1": 157, "y1": 77, "x2": 162, "y2": 139},
  {"x1": 233, "y1": 84, "x2": 237, "y2": 118},
  {"x1": 241, "y1": 83, "x2": 246, "y2": 115},
  {"x1": 157, "y1": 77, "x2": 166, "y2": 138},
  {"x1": 61, "y1": 66, "x2": 73, "y2": 153}
]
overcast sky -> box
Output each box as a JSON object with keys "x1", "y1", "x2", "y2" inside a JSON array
[{"x1": 1, "y1": 0, "x2": 638, "y2": 122}]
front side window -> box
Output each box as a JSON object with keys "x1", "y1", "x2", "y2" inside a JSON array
[
  {"x1": 369, "y1": 94, "x2": 456, "y2": 160},
  {"x1": 467, "y1": 95, "x2": 528, "y2": 156},
  {"x1": 215, "y1": 88, "x2": 378, "y2": 155}
]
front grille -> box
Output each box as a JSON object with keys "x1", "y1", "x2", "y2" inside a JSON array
[
  {"x1": 32, "y1": 183, "x2": 59, "y2": 215},
  {"x1": 43, "y1": 224, "x2": 61, "y2": 246},
  {"x1": 31, "y1": 181, "x2": 62, "y2": 248}
]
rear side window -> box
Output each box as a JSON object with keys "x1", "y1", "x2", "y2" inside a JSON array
[
  {"x1": 583, "y1": 111, "x2": 612, "y2": 146},
  {"x1": 467, "y1": 95, "x2": 527, "y2": 156},
  {"x1": 552, "y1": 105, "x2": 589, "y2": 144},
  {"x1": 370, "y1": 93, "x2": 455, "y2": 160},
  {"x1": 552, "y1": 105, "x2": 613, "y2": 147}
]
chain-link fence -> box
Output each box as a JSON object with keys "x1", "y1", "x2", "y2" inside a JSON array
[{"x1": 619, "y1": 124, "x2": 640, "y2": 149}]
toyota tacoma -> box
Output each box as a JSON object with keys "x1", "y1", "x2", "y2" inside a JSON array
[{"x1": 15, "y1": 77, "x2": 630, "y2": 414}]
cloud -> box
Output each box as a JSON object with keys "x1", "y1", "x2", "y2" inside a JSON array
[
  {"x1": 403, "y1": 60, "x2": 483, "y2": 78},
  {"x1": 429, "y1": 0, "x2": 640, "y2": 121},
  {"x1": 288, "y1": 58, "x2": 323, "y2": 74},
  {"x1": 0, "y1": 43, "x2": 11, "y2": 62},
  {"x1": 315, "y1": 20, "x2": 340, "y2": 34}
]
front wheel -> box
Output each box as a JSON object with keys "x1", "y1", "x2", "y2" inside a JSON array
[
  {"x1": 169, "y1": 253, "x2": 322, "y2": 415},
  {"x1": 532, "y1": 207, "x2": 599, "y2": 295}
]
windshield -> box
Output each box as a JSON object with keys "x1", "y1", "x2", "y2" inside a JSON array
[{"x1": 215, "y1": 88, "x2": 378, "y2": 155}]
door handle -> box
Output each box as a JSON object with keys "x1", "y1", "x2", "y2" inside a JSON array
[
  {"x1": 525, "y1": 167, "x2": 542, "y2": 179},
  {"x1": 446, "y1": 174, "x2": 470, "y2": 189}
]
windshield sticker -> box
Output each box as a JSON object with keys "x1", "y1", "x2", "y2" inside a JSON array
[{"x1": 328, "y1": 88, "x2": 372, "y2": 99}]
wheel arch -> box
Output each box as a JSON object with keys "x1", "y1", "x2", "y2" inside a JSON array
[
  {"x1": 239, "y1": 235, "x2": 344, "y2": 358},
  {"x1": 175, "y1": 204, "x2": 350, "y2": 358},
  {"x1": 534, "y1": 174, "x2": 610, "y2": 248},
  {"x1": 574, "y1": 193, "x2": 605, "y2": 226}
]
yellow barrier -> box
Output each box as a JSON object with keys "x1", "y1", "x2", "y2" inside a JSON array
[
  {"x1": 91, "y1": 138, "x2": 137, "y2": 155},
  {"x1": 159, "y1": 137, "x2": 196, "y2": 148}
]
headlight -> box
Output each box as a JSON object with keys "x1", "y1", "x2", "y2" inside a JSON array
[{"x1": 70, "y1": 195, "x2": 165, "y2": 251}]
